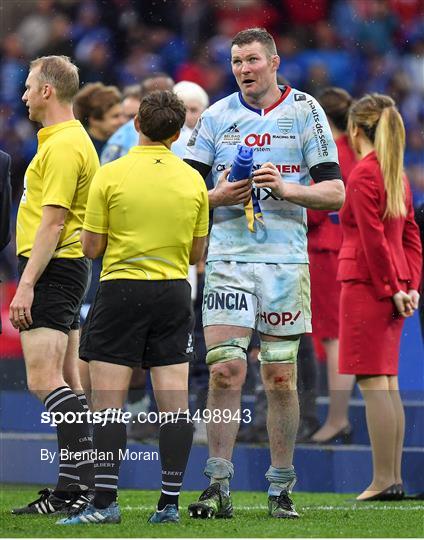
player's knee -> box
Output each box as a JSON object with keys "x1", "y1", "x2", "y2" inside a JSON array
[
  {"x1": 262, "y1": 363, "x2": 297, "y2": 392},
  {"x1": 259, "y1": 338, "x2": 300, "y2": 365},
  {"x1": 205, "y1": 336, "x2": 250, "y2": 366},
  {"x1": 210, "y1": 361, "x2": 246, "y2": 390}
]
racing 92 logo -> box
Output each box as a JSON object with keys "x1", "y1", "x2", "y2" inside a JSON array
[{"x1": 244, "y1": 133, "x2": 271, "y2": 147}]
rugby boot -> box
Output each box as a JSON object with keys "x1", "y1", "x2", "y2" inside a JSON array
[{"x1": 188, "y1": 482, "x2": 233, "y2": 519}]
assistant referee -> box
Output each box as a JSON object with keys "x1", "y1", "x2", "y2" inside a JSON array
[{"x1": 59, "y1": 90, "x2": 209, "y2": 526}]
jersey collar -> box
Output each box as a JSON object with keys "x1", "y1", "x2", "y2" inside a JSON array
[{"x1": 238, "y1": 85, "x2": 291, "y2": 116}]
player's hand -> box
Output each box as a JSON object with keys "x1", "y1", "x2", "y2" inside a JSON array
[
  {"x1": 407, "y1": 289, "x2": 420, "y2": 310},
  {"x1": 392, "y1": 290, "x2": 414, "y2": 318},
  {"x1": 252, "y1": 162, "x2": 285, "y2": 198},
  {"x1": 9, "y1": 283, "x2": 34, "y2": 330},
  {"x1": 211, "y1": 168, "x2": 252, "y2": 208}
]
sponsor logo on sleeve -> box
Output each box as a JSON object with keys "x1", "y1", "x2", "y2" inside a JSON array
[
  {"x1": 294, "y1": 93, "x2": 306, "y2": 101},
  {"x1": 307, "y1": 99, "x2": 329, "y2": 158},
  {"x1": 222, "y1": 123, "x2": 241, "y2": 145}
]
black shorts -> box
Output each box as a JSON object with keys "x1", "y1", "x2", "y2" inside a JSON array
[
  {"x1": 18, "y1": 256, "x2": 90, "y2": 334},
  {"x1": 80, "y1": 279, "x2": 194, "y2": 369}
]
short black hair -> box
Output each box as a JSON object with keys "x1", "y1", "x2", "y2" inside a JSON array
[
  {"x1": 231, "y1": 28, "x2": 277, "y2": 57},
  {"x1": 137, "y1": 90, "x2": 186, "y2": 141}
]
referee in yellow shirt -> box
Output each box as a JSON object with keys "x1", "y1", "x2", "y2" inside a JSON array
[
  {"x1": 59, "y1": 90, "x2": 209, "y2": 526},
  {"x1": 10, "y1": 56, "x2": 99, "y2": 515}
]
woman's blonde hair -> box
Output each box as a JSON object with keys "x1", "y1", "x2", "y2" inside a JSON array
[{"x1": 349, "y1": 93, "x2": 406, "y2": 219}]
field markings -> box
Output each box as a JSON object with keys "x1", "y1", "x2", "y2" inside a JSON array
[{"x1": 122, "y1": 504, "x2": 423, "y2": 511}]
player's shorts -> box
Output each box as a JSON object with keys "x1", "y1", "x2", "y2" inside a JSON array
[
  {"x1": 202, "y1": 261, "x2": 311, "y2": 336},
  {"x1": 80, "y1": 279, "x2": 194, "y2": 369},
  {"x1": 17, "y1": 256, "x2": 90, "y2": 334}
]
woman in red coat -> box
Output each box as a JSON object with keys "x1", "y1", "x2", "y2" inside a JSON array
[
  {"x1": 338, "y1": 94, "x2": 422, "y2": 501},
  {"x1": 307, "y1": 88, "x2": 356, "y2": 444}
]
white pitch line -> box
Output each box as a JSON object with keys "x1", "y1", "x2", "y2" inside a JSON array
[{"x1": 122, "y1": 504, "x2": 423, "y2": 511}]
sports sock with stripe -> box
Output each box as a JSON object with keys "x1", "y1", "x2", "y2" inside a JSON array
[
  {"x1": 93, "y1": 408, "x2": 127, "y2": 509},
  {"x1": 44, "y1": 386, "x2": 94, "y2": 497},
  {"x1": 157, "y1": 412, "x2": 193, "y2": 510}
]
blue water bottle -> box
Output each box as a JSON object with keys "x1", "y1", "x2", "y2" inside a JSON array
[
  {"x1": 228, "y1": 145, "x2": 254, "y2": 182},
  {"x1": 228, "y1": 145, "x2": 264, "y2": 232}
]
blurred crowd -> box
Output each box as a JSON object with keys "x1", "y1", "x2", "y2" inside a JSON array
[
  {"x1": 0, "y1": 0, "x2": 423, "y2": 438},
  {"x1": 1, "y1": 0, "x2": 424, "y2": 222}
]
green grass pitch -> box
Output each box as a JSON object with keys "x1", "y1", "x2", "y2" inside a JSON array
[{"x1": 1, "y1": 485, "x2": 423, "y2": 538}]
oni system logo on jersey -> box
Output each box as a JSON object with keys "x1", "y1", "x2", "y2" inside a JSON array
[
  {"x1": 277, "y1": 117, "x2": 294, "y2": 134},
  {"x1": 244, "y1": 133, "x2": 271, "y2": 147}
]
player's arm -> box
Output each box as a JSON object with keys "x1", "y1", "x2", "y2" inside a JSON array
[
  {"x1": 184, "y1": 159, "x2": 252, "y2": 209},
  {"x1": 190, "y1": 235, "x2": 208, "y2": 265},
  {"x1": 189, "y1": 175, "x2": 209, "y2": 264},
  {"x1": 9, "y1": 205, "x2": 68, "y2": 329},
  {"x1": 253, "y1": 162, "x2": 345, "y2": 210},
  {"x1": 81, "y1": 167, "x2": 108, "y2": 259},
  {"x1": 81, "y1": 230, "x2": 107, "y2": 259}
]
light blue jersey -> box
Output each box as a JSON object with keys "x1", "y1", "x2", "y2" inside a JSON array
[
  {"x1": 184, "y1": 86, "x2": 339, "y2": 264},
  {"x1": 100, "y1": 119, "x2": 137, "y2": 164},
  {"x1": 100, "y1": 120, "x2": 192, "y2": 164}
]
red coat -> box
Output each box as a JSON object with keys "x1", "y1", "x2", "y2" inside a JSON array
[
  {"x1": 337, "y1": 151, "x2": 422, "y2": 298},
  {"x1": 307, "y1": 135, "x2": 356, "y2": 253}
]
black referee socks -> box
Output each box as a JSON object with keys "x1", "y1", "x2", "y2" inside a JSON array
[
  {"x1": 43, "y1": 386, "x2": 93, "y2": 495},
  {"x1": 157, "y1": 412, "x2": 194, "y2": 510},
  {"x1": 93, "y1": 408, "x2": 127, "y2": 509}
]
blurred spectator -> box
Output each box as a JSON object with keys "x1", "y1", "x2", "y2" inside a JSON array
[
  {"x1": 172, "y1": 80, "x2": 209, "y2": 157},
  {"x1": 304, "y1": 62, "x2": 331, "y2": 96},
  {"x1": 72, "y1": 0, "x2": 112, "y2": 61},
  {"x1": 121, "y1": 84, "x2": 141, "y2": 123},
  {"x1": 402, "y1": 33, "x2": 424, "y2": 93},
  {"x1": 101, "y1": 73, "x2": 174, "y2": 164},
  {"x1": 73, "y1": 82, "x2": 123, "y2": 155},
  {"x1": 276, "y1": 33, "x2": 304, "y2": 89},
  {"x1": 16, "y1": 0, "x2": 54, "y2": 57},
  {"x1": 38, "y1": 13, "x2": 75, "y2": 59},
  {"x1": 79, "y1": 42, "x2": 119, "y2": 86},
  {"x1": 356, "y1": 53, "x2": 396, "y2": 96},
  {"x1": 355, "y1": 0, "x2": 399, "y2": 55},
  {"x1": 0, "y1": 34, "x2": 27, "y2": 110},
  {"x1": 278, "y1": 0, "x2": 329, "y2": 25},
  {"x1": 405, "y1": 127, "x2": 424, "y2": 207},
  {"x1": 118, "y1": 40, "x2": 164, "y2": 87},
  {"x1": 214, "y1": 0, "x2": 281, "y2": 35},
  {"x1": 390, "y1": 0, "x2": 424, "y2": 25}
]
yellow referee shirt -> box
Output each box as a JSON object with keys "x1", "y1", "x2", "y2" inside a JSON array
[
  {"x1": 17, "y1": 119, "x2": 99, "y2": 258},
  {"x1": 83, "y1": 145, "x2": 209, "y2": 281}
]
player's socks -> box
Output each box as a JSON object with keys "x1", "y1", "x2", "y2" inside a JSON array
[
  {"x1": 44, "y1": 386, "x2": 94, "y2": 495},
  {"x1": 204, "y1": 457, "x2": 234, "y2": 495},
  {"x1": 76, "y1": 393, "x2": 89, "y2": 411},
  {"x1": 93, "y1": 408, "x2": 127, "y2": 509},
  {"x1": 265, "y1": 465, "x2": 297, "y2": 496},
  {"x1": 157, "y1": 412, "x2": 193, "y2": 510}
]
